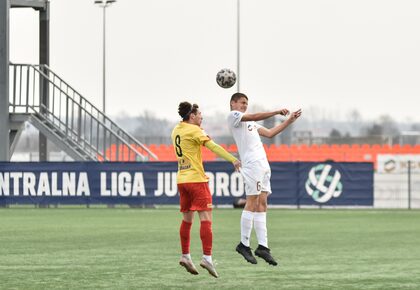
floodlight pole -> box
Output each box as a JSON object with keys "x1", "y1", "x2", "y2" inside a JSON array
[
  {"x1": 236, "y1": 0, "x2": 240, "y2": 92},
  {"x1": 95, "y1": 0, "x2": 116, "y2": 115},
  {"x1": 102, "y1": 5, "x2": 106, "y2": 114}
]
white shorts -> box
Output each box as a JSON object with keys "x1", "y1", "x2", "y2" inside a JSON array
[{"x1": 240, "y1": 159, "x2": 272, "y2": 196}]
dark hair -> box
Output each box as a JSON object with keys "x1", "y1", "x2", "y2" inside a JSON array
[
  {"x1": 178, "y1": 101, "x2": 199, "y2": 121},
  {"x1": 230, "y1": 92, "x2": 248, "y2": 103}
]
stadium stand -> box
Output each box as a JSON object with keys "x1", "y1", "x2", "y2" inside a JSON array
[{"x1": 104, "y1": 144, "x2": 420, "y2": 168}]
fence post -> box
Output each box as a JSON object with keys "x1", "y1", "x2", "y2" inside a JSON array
[
  {"x1": 77, "y1": 102, "x2": 82, "y2": 143},
  {"x1": 408, "y1": 160, "x2": 411, "y2": 210},
  {"x1": 296, "y1": 162, "x2": 301, "y2": 209}
]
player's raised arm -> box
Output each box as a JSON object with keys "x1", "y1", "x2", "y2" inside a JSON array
[
  {"x1": 204, "y1": 140, "x2": 241, "y2": 171},
  {"x1": 258, "y1": 109, "x2": 302, "y2": 138},
  {"x1": 241, "y1": 109, "x2": 289, "y2": 122}
]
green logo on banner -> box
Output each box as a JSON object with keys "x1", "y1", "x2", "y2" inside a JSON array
[{"x1": 305, "y1": 164, "x2": 343, "y2": 203}]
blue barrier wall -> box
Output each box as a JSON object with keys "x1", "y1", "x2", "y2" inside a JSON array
[{"x1": 0, "y1": 162, "x2": 373, "y2": 206}]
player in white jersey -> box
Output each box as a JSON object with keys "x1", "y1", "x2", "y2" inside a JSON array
[{"x1": 227, "y1": 92, "x2": 302, "y2": 266}]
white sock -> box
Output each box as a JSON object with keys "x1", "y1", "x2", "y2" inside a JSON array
[
  {"x1": 253, "y1": 212, "x2": 268, "y2": 248},
  {"x1": 182, "y1": 253, "x2": 191, "y2": 260},
  {"x1": 203, "y1": 255, "x2": 213, "y2": 264},
  {"x1": 241, "y1": 210, "x2": 254, "y2": 247}
]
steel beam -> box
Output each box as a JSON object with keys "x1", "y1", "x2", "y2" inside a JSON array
[
  {"x1": 11, "y1": 0, "x2": 47, "y2": 10},
  {"x1": 0, "y1": 0, "x2": 10, "y2": 161},
  {"x1": 39, "y1": 1, "x2": 49, "y2": 161}
]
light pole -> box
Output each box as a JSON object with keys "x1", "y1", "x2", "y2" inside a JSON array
[
  {"x1": 237, "y1": 0, "x2": 240, "y2": 92},
  {"x1": 94, "y1": 0, "x2": 116, "y2": 114}
]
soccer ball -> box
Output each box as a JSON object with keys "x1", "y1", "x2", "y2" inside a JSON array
[{"x1": 216, "y1": 68, "x2": 236, "y2": 89}]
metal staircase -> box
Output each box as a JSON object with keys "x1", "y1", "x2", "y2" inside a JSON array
[{"x1": 9, "y1": 63, "x2": 157, "y2": 161}]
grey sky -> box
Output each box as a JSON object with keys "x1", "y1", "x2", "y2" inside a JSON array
[{"x1": 10, "y1": 0, "x2": 420, "y2": 122}]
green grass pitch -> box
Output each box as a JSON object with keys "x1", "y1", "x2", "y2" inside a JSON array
[{"x1": 1, "y1": 208, "x2": 419, "y2": 289}]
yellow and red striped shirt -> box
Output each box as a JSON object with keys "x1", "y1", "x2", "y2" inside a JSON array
[{"x1": 171, "y1": 122, "x2": 210, "y2": 184}]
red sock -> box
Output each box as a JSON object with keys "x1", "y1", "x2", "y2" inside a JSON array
[
  {"x1": 200, "y1": 220, "x2": 212, "y2": 256},
  {"x1": 180, "y1": 220, "x2": 192, "y2": 254}
]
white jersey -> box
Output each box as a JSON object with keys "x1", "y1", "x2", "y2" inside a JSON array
[{"x1": 227, "y1": 110, "x2": 267, "y2": 165}]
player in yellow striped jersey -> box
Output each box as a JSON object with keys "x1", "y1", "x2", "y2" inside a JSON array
[{"x1": 172, "y1": 101, "x2": 241, "y2": 278}]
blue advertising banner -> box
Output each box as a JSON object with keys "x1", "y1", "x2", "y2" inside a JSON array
[
  {"x1": 298, "y1": 162, "x2": 374, "y2": 206},
  {"x1": 0, "y1": 161, "x2": 373, "y2": 206}
]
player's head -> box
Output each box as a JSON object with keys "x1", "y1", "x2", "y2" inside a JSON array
[
  {"x1": 230, "y1": 93, "x2": 248, "y2": 112},
  {"x1": 178, "y1": 101, "x2": 202, "y2": 126}
]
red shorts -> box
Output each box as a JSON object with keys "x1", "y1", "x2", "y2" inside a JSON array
[{"x1": 178, "y1": 182, "x2": 213, "y2": 212}]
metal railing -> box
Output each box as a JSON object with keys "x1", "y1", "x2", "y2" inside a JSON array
[{"x1": 9, "y1": 63, "x2": 157, "y2": 161}]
